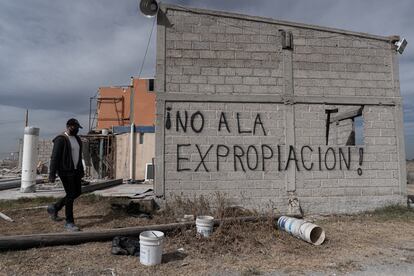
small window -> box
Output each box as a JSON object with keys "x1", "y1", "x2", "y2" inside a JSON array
[
  {"x1": 148, "y1": 79, "x2": 154, "y2": 92},
  {"x1": 354, "y1": 115, "x2": 364, "y2": 145},
  {"x1": 145, "y1": 163, "x2": 154, "y2": 180},
  {"x1": 139, "y1": 133, "x2": 144, "y2": 144},
  {"x1": 328, "y1": 106, "x2": 364, "y2": 146}
]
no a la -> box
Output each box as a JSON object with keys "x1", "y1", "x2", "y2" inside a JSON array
[{"x1": 173, "y1": 110, "x2": 267, "y2": 136}]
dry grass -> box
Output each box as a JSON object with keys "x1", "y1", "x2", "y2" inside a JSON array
[
  {"x1": 159, "y1": 192, "x2": 256, "y2": 220},
  {"x1": 0, "y1": 196, "x2": 414, "y2": 275}
]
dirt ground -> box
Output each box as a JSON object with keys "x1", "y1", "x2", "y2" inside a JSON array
[{"x1": 0, "y1": 195, "x2": 413, "y2": 275}]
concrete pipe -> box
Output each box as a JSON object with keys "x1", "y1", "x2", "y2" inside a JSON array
[
  {"x1": 277, "y1": 216, "x2": 325, "y2": 245},
  {"x1": 21, "y1": 127, "x2": 39, "y2": 193}
]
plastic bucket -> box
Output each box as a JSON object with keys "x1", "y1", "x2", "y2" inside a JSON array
[
  {"x1": 196, "y1": 216, "x2": 214, "y2": 237},
  {"x1": 139, "y1": 230, "x2": 164, "y2": 266}
]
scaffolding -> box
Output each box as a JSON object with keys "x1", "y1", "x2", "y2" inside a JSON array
[{"x1": 89, "y1": 94, "x2": 128, "y2": 133}]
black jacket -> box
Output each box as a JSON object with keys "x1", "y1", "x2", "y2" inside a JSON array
[{"x1": 49, "y1": 133, "x2": 84, "y2": 178}]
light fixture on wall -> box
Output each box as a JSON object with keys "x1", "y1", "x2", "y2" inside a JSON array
[
  {"x1": 139, "y1": 0, "x2": 159, "y2": 17},
  {"x1": 395, "y1": 38, "x2": 408, "y2": 54}
]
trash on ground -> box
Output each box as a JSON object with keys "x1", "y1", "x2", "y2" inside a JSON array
[
  {"x1": 111, "y1": 199, "x2": 155, "y2": 219},
  {"x1": 0, "y1": 211, "x2": 14, "y2": 222},
  {"x1": 111, "y1": 236, "x2": 140, "y2": 256},
  {"x1": 277, "y1": 215, "x2": 326, "y2": 245}
]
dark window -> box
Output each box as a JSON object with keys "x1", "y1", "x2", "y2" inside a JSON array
[
  {"x1": 139, "y1": 133, "x2": 144, "y2": 144},
  {"x1": 146, "y1": 164, "x2": 154, "y2": 180},
  {"x1": 148, "y1": 79, "x2": 154, "y2": 92}
]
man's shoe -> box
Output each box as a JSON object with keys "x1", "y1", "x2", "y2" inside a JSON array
[
  {"x1": 64, "y1": 222, "x2": 80, "y2": 232},
  {"x1": 47, "y1": 205, "x2": 63, "y2": 222}
]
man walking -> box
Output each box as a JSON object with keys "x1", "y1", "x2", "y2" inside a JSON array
[{"x1": 47, "y1": 118, "x2": 84, "y2": 231}]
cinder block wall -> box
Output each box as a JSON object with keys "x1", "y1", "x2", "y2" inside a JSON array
[
  {"x1": 37, "y1": 139, "x2": 53, "y2": 168},
  {"x1": 155, "y1": 5, "x2": 406, "y2": 214}
]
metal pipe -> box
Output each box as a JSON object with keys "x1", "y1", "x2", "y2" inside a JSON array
[
  {"x1": 0, "y1": 215, "x2": 274, "y2": 250},
  {"x1": 99, "y1": 136, "x2": 104, "y2": 179},
  {"x1": 129, "y1": 77, "x2": 136, "y2": 183}
]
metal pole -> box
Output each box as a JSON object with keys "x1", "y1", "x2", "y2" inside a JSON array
[
  {"x1": 129, "y1": 77, "x2": 136, "y2": 183},
  {"x1": 99, "y1": 136, "x2": 104, "y2": 179},
  {"x1": 25, "y1": 110, "x2": 28, "y2": 127},
  {"x1": 89, "y1": 97, "x2": 92, "y2": 132}
]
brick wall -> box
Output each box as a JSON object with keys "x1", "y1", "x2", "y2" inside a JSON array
[{"x1": 155, "y1": 5, "x2": 406, "y2": 214}]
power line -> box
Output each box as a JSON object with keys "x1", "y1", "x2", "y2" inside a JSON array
[{"x1": 138, "y1": 13, "x2": 157, "y2": 78}]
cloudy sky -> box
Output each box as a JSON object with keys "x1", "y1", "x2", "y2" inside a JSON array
[{"x1": 0, "y1": 0, "x2": 413, "y2": 159}]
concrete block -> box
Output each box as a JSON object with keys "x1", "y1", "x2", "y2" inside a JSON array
[
  {"x1": 217, "y1": 51, "x2": 235, "y2": 59},
  {"x1": 225, "y1": 76, "x2": 242, "y2": 84},
  {"x1": 200, "y1": 50, "x2": 216, "y2": 59},
  {"x1": 198, "y1": 84, "x2": 215, "y2": 93},
  {"x1": 201, "y1": 67, "x2": 218, "y2": 76},
  {"x1": 190, "y1": 76, "x2": 207, "y2": 84},
  {"x1": 243, "y1": 77, "x2": 260, "y2": 85},
  {"x1": 210, "y1": 42, "x2": 227, "y2": 50},
  {"x1": 192, "y1": 42, "x2": 210, "y2": 50},
  {"x1": 208, "y1": 76, "x2": 225, "y2": 84},
  {"x1": 183, "y1": 33, "x2": 200, "y2": 41},
  {"x1": 180, "y1": 84, "x2": 198, "y2": 92},
  {"x1": 219, "y1": 68, "x2": 236, "y2": 76},
  {"x1": 215, "y1": 85, "x2": 234, "y2": 93}
]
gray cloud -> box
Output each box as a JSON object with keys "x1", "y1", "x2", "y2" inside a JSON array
[{"x1": 0, "y1": 0, "x2": 413, "y2": 158}]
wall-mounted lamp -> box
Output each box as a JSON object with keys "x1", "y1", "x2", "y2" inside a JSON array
[
  {"x1": 139, "y1": 0, "x2": 159, "y2": 17},
  {"x1": 395, "y1": 38, "x2": 408, "y2": 54}
]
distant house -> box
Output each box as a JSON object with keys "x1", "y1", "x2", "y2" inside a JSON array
[
  {"x1": 96, "y1": 78, "x2": 155, "y2": 130},
  {"x1": 89, "y1": 78, "x2": 156, "y2": 181}
]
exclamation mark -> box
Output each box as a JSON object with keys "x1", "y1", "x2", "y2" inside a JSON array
[
  {"x1": 357, "y1": 147, "x2": 363, "y2": 176},
  {"x1": 165, "y1": 107, "x2": 172, "y2": 130}
]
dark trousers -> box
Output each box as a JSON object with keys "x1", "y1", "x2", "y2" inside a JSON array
[{"x1": 54, "y1": 172, "x2": 82, "y2": 223}]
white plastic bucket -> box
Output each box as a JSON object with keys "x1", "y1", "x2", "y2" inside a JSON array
[
  {"x1": 139, "y1": 230, "x2": 164, "y2": 266},
  {"x1": 277, "y1": 216, "x2": 325, "y2": 245},
  {"x1": 196, "y1": 216, "x2": 214, "y2": 237}
]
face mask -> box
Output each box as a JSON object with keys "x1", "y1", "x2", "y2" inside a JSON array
[{"x1": 69, "y1": 128, "x2": 79, "y2": 136}]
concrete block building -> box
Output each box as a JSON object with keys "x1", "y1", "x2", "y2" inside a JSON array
[{"x1": 154, "y1": 4, "x2": 406, "y2": 214}]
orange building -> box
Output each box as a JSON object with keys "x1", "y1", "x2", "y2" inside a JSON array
[{"x1": 96, "y1": 78, "x2": 155, "y2": 130}]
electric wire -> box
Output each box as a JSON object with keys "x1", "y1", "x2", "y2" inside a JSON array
[{"x1": 138, "y1": 12, "x2": 157, "y2": 78}]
